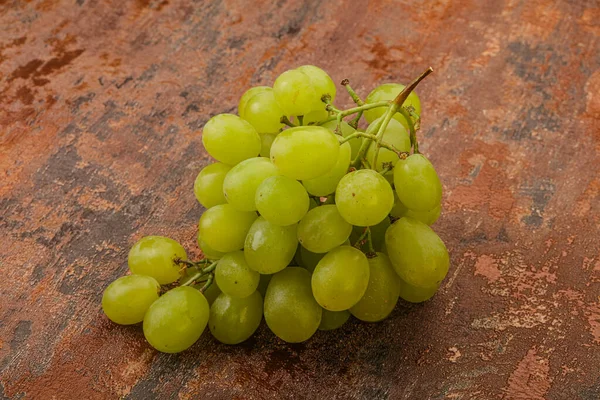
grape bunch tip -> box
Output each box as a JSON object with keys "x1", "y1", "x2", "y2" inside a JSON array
[{"x1": 102, "y1": 65, "x2": 449, "y2": 353}]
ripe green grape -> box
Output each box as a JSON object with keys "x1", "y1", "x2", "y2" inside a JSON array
[
  {"x1": 318, "y1": 309, "x2": 350, "y2": 331},
  {"x1": 239, "y1": 88, "x2": 284, "y2": 133},
  {"x1": 264, "y1": 267, "x2": 322, "y2": 343},
  {"x1": 209, "y1": 291, "x2": 263, "y2": 344},
  {"x1": 193, "y1": 162, "x2": 231, "y2": 209},
  {"x1": 244, "y1": 216, "x2": 298, "y2": 274},
  {"x1": 303, "y1": 109, "x2": 329, "y2": 125},
  {"x1": 143, "y1": 286, "x2": 209, "y2": 353},
  {"x1": 312, "y1": 246, "x2": 370, "y2": 311},
  {"x1": 102, "y1": 275, "x2": 160, "y2": 325},
  {"x1": 259, "y1": 132, "x2": 277, "y2": 158},
  {"x1": 222, "y1": 157, "x2": 280, "y2": 212},
  {"x1": 335, "y1": 169, "x2": 394, "y2": 227},
  {"x1": 238, "y1": 86, "x2": 270, "y2": 115},
  {"x1": 257, "y1": 273, "x2": 273, "y2": 298},
  {"x1": 385, "y1": 217, "x2": 449, "y2": 288},
  {"x1": 215, "y1": 251, "x2": 260, "y2": 298},
  {"x1": 198, "y1": 204, "x2": 257, "y2": 253},
  {"x1": 321, "y1": 120, "x2": 361, "y2": 160},
  {"x1": 270, "y1": 126, "x2": 339, "y2": 180},
  {"x1": 297, "y1": 205, "x2": 352, "y2": 253},
  {"x1": 199, "y1": 280, "x2": 222, "y2": 305},
  {"x1": 365, "y1": 117, "x2": 411, "y2": 171},
  {"x1": 303, "y1": 141, "x2": 351, "y2": 196},
  {"x1": 128, "y1": 236, "x2": 187, "y2": 284},
  {"x1": 197, "y1": 232, "x2": 226, "y2": 260},
  {"x1": 202, "y1": 114, "x2": 261, "y2": 166},
  {"x1": 297, "y1": 65, "x2": 337, "y2": 109},
  {"x1": 363, "y1": 83, "x2": 421, "y2": 130},
  {"x1": 399, "y1": 279, "x2": 439, "y2": 303},
  {"x1": 349, "y1": 217, "x2": 390, "y2": 252},
  {"x1": 273, "y1": 66, "x2": 336, "y2": 116},
  {"x1": 394, "y1": 154, "x2": 442, "y2": 212},
  {"x1": 350, "y1": 253, "x2": 400, "y2": 322},
  {"x1": 256, "y1": 175, "x2": 309, "y2": 226},
  {"x1": 391, "y1": 193, "x2": 441, "y2": 225}
]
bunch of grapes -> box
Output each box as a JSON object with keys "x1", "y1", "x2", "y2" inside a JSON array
[{"x1": 102, "y1": 65, "x2": 449, "y2": 353}]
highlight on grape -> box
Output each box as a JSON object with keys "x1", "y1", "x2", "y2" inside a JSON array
[{"x1": 101, "y1": 65, "x2": 449, "y2": 353}]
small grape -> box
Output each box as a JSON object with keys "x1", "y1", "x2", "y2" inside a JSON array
[
  {"x1": 273, "y1": 66, "x2": 336, "y2": 116},
  {"x1": 215, "y1": 251, "x2": 260, "y2": 298},
  {"x1": 259, "y1": 132, "x2": 278, "y2": 158},
  {"x1": 297, "y1": 65, "x2": 337, "y2": 109},
  {"x1": 202, "y1": 114, "x2": 261, "y2": 166},
  {"x1": 128, "y1": 236, "x2": 187, "y2": 284},
  {"x1": 193, "y1": 162, "x2": 231, "y2": 209},
  {"x1": 143, "y1": 286, "x2": 209, "y2": 353},
  {"x1": 365, "y1": 117, "x2": 411, "y2": 172},
  {"x1": 364, "y1": 83, "x2": 421, "y2": 130},
  {"x1": 270, "y1": 126, "x2": 339, "y2": 180},
  {"x1": 239, "y1": 88, "x2": 284, "y2": 133},
  {"x1": 312, "y1": 246, "x2": 370, "y2": 311},
  {"x1": 264, "y1": 267, "x2": 322, "y2": 343},
  {"x1": 391, "y1": 192, "x2": 441, "y2": 225},
  {"x1": 321, "y1": 120, "x2": 361, "y2": 159},
  {"x1": 197, "y1": 232, "x2": 226, "y2": 260},
  {"x1": 209, "y1": 291, "x2": 263, "y2": 344},
  {"x1": 394, "y1": 154, "x2": 442, "y2": 211},
  {"x1": 222, "y1": 157, "x2": 280, "y2": 212},
  {"x1": 318, "y1": 309, "x2": 350, "y2": 331},
  {"x1": 238, "y1": 86, "x2": 270, "y2": 116},
  {"x1": 297, "y1": 205, "x2": 352, "y2": 253},
  {"x1": 303, "y1": 141, "x2": 351, "y2": 197},
  {"x1": 385, "y1": 217, "x2": 449, "y2": 288},
  {"x1": 256, "y1": 175, "x2": 309, "y2": 226},
  {"x1": 102, "y1": 275, "x2": 160, "y2": 325},
  {"x1": 198, "y1": 204, "x2": 258, "y2": 253},
  {"x1": 336, "y1": 169, "x2": 394, "y2": 227},
  {"x1": 399, "y1": 279, "x2": 439, "y2": 303},
  {"x1": 244, "y1": 216, "x2": 298, "y2": 274}
]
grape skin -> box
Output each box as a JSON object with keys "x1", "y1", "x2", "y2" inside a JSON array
[
  {"x1": 215, "y1": 251, "x2": 260, "y2": 298},
  {"x1": 102, "y1": 275, "x2": 160, "y2": 325},
  {"x1": 128, "y1": 236, "x2": 187, "y2": 284},
  {"x1": 303, "y1": 141, "x2": 351, "y2": 197},
  {"x1": 318, "y1": 309, "x2": 350, "y2": 331},
  {"x1": 222, "y1": 157, "x2": 280, "y2": 212},
  {"x1": 244, "y1": 217, "x2": 298, "y2": 274},
  {"x1": 202, "y1": 114, "x2": 261, "y2": 166},
  {"x1": 364, "y1": 83, "x2": 421, "y2": 130},
  {"x1": 297, "y1": 205, "x2": 352, "y2": 253},
  {"x1": 193, "y1": 162, "x2": 231, "y2": 209},
  {"x1": 256, "y1": 175, "x2": 309, "y2": 226},
  {"x1": 209, "y1": 291, "x2": 263, "y2": 344},
  {"x1": 394, "y1": 154, "x2": 442, "y2": 212},
  {"x1": 198, "y1": 204, "x2": 257, "y2": 253}
]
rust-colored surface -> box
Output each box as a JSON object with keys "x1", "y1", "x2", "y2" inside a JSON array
[{"x1": 1, "y1": 0, "x2": 599, "y2": 399}]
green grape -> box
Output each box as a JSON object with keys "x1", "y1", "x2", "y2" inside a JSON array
[
  {"x1": 312, "y1": 246, "x2": 370, "y2": 311},
  {"x1": 350, "y1": 253, "x2": 400, "y2": 322},
  {"x1": 297, "y1": 65, "x2": 337, "y2": 109},
  {"x1": 273, "y1": 66, "x2": 336, "y2": 116},
  {"x1": 264, "y1": 267, "x2": 322, "y2": 343},
  {"x1": 385, "y1": 217, "x2": 449, "y2": 288},
  {"x1": 244, "y1": 216, "x2": 298, "y2": 274},
  {"x1": 102, "y1": 275, "x2": 160, "y2": 325},
  {"x1": 391, "y1": 193, "x2": 441, "y2": 225},
  {"x1": 297, "y1": 205, "x2": 352, "y2": 253},
  {"x1": 202, "y1": 114, "x2": 261, "y2": 166},
  {"x1": 303, "y1": 109, "x2": 329, "y2": 125},
  {"x1": 349, "y1": 217, "x2": 390, "y2": 252},
  {"x1": 270, "y1": 126, "x2": 339, "y2": 180},
  {"x1": 303, "y1": 141, "x2": 351, "y2": 196},
  {"x1": 196, "y1": 232, "x2": 226, "y2": 260},
  {"x1": 335, "y1": 169, "x2": 394, "y2": 227},
  {"x1": 193, "y1": 162, "x2": 231, "y2": 209},
  {"x1": 399, "y1": 278, "x2": 439, "y2": 303},
  {"x1": 143, "y1": 286, "x2": 209, "y2": 353},
  {"x1": 298, "y1": 245, "x2": 326, "y2": 273},
  {"x1": 209, "y1": 291, "x2": 263, "y2": 344},
  {"x1": 128, "y1": 236, "x2": 187, "y2": 284},
  {"x1": 215, "y1": 251, "x2": 260, "y2": 298},
  {"x1": 257, "y1": 273, "x2": 273, "y2": 298},
  {"x1": 394, "y1": 154, "x2": 442, "y2": 212},
  {"x1": 259, "y1": 132, "x2": 277, "y2": 158},
  {"x1": 198, "y1": 204, "x2": 257, "y2": 253},
  {"x1": 322, "y1": 120, "x2": 361, "y2": 160},
  {"x1": 256, "y1": 175, "x2": 309, "y2": 226},
  {"x1": 318, "y1": 309, "x2": 350, "y2": 331},
  {"x1": 365, "y1": 117, "x2": 411, "y2": 172},
  {"x1": 239, "y1": 88, "x2": 284, "y2": 133},
  {"x1": 222, "y1": 157, "x2": 280, "y2": 212},
  {"x1": 363, "y1": 83, "x2": 421, "y2": 130},
  {"x1": 238, "y1": 86, "x2": 270, "y2": 116},
  {"x1": 198, "y1": 280, "x2": 222, "y2": 305}
]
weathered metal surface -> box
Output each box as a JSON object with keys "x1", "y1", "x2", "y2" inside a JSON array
[{"x1": 1, "y1": 0, "x2": 599, "y2": 398}]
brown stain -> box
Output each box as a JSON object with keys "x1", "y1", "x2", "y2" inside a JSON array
[
  {"x1": 504, "y1": 347, "x2": 551, "y2": 399},
  {"x1": 15, "y1": 86, "x2": 35, "y2": 105},
  {"x1": 9, "y1": 59, "x2": 44, "y2": 80}
]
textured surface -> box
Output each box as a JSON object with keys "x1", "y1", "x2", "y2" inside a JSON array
[{"x1": 1, "y1": 0, "x2": 600, "y2": 399}]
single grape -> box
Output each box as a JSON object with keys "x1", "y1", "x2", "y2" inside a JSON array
[
  {"x1": 259, "y1": 132, "x2": 277, "y2": 158},
  {"x1": 198, "y1": 204, "x2": 257, "y2": 253},
  {"x1": 321, "y1": 120, "x2": 361, "y2": 160},
  {"x1": 238, "y1": 86, "x2": 270, "y2": 116},
  {"x1": 193, "y1": 162, "x2": 231, "y2": 209},
  {"x1": 197, "y1": 232, "x2": 226, "y2": 260},
  {"x1": 297, "y1": 205, "x2": 352, "y2": 253},
  {"x1": 394, "y1": 154, "x2": 442, "y2": 212},
  {"x1": 365, "y1": 117, "x2": 411, "y2": 172},
  {"x1": 257, "y1": 273, "x2": 273, "y2": 298},
  {"x1": 363, "y1": 83, "x2": 421, "y2": 130},
  {"x1": 256, "y1": 175, "x2": 309, "y2": 226},
  {"x1": 399, "y1": 278, "x2": 439, "y2": 303},
  {"x1": 202, "y1": 114, "x2": 261, "y2": 166},
  {"x1": 273, "y1": 69, "x2": 317, "y2": 116},
  {"x1": 128, "y1": 236, "x2": 187, "y2": 284},
  {"x1": 391, "y1": 193, "x2": 441, "y2": 225},
  {"x1": 244, "y1": 216, "x2": 298, "y2": 274},
  {"x1": 297, "y1": 65, "x2": 337, "y2": 109},
  {"x1": 350, "y1": 253, "x2": 400, "y2": 322},
  {"x1": 209, "y1": 291, "x2": 263, "y2": 344},
  {"x1": 143, "y1": 286, "x2": 209, "y2": 353},
  {"x1": 318, "y1": 309, "x2": 350, "y2": 331},
  {"x1": 102, "y1": 275, "x2": 160, "y2": 325},
  {"x1": 264, "y1": 267, "x2": 322, "y2": 343},
  {"x1": 239, "y1": 88, "x2": 284, "y2": 134},
  {"x1": 303, "y1": 109, "x2": 329, "y2": 126},
  {"x1": 349, "y1": 217, "x2": 390, "y2": 252},
  {"x1": 312, "y1": 246, "x2": 370, "y2": 311},
  {"x1": 222, "y1": 157, "x2": 279, "y2": 212},
  {"x1": 335, "y1": 169, "x2": 394, "y2": 227},
  {"x1": 302, "y1": 141, "x2": 351, "y2": 197},
  {"x1": 270, "y1": 126, "x2": 339, "y2": 180},
  {"x1": 215, "y1": 251, "x2": 260, "y2": 298},
  {"x1": 385, "y1": 217, "x2": 449, "y2": 288}
]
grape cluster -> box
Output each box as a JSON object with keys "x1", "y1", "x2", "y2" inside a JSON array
[{"x1": 102, "y1": 65, "x2": 449, "y2": 353}]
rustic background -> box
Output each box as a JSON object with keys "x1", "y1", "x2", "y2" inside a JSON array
[{"x1": 1, "y1": 0, "x2": 599, "y2": 399}]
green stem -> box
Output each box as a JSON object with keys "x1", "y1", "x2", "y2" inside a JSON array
[
  {"x1": 280, "y1": 116, "x2": 297, "y2": 128},
  {"x1": 351, "y1": 117, "x2": 382, "y2": 168},
  {"x1": 180, "y1": 261, "x2": 217, "y2": 286},
  {"x1": 353, "y1": 227, "x2": 371, "y2": 248},
  {"x1": 199, "y1": 273, "x2": 214, "y2": 293},
  {"x1": 398, "y1": 108, "x2": 418, "y2": 154},
  {"x1": 341, "y1": 80, "x2": 365, "y2": 106},
  {"x1": 340, "y1": 131, "x2": 406, "y2": 154},
  {"x1": 297, "y1": 115, "x2": 304, "y2": 126},
  {"x1": 348, "y1": 111, "x2": 363, "y2": 129}
]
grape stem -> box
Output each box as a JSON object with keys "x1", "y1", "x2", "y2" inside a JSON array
[
  {"x1": 280, "y1": 116, "x2": 297, "y2": 128},
  {"x1": 297, "y1": 115, "x2": 304, "y2": 125},
  {"x1": 199, "y1": 273, "x2": 214, "y2": 293},
  {"x1": 340, "y1": 131, "x2": 408, "y2": 156},
  {"x1": 180, "y1": 261, "x2": 218, "y2": 286},
  {"x1": 353, "y1": 227, "x2": 376, "y2": 256},
  {"x1": 398, "y1": 108, "x2": 419, "y2": 154},
  {"x1": 341, "y1": 80, "x2": 365, "y2": 129}
]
